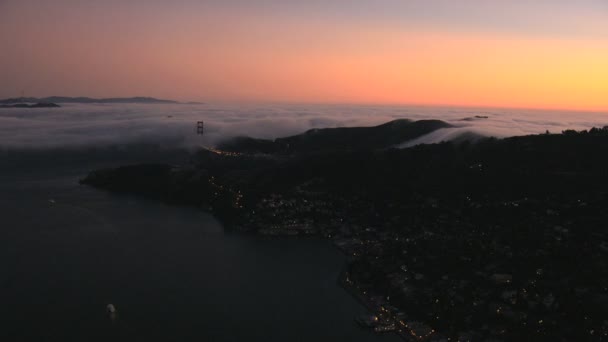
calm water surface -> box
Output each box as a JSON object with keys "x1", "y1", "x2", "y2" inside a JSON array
[
  {"x1": 0, "y1": 161, "x2": 399, "y2": 342},
  {"x1": 2, "y1": 103, "x2": 605, "y2": 341}
]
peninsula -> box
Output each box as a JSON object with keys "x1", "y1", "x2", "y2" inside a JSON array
[{"x1": 81, "y1": 120, "x2": 608, "y2": 341}]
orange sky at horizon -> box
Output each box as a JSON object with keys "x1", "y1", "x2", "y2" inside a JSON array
[{"x1": 1, "y1": 1, "x2": 607, "y2": 112}]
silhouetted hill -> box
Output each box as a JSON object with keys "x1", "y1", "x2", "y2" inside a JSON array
[
  {"x1": 0, "y1": 96, "x2": 178, "y2": 104},
  {"x1": 0, "y1": 102, "x2": 60, "y2": 108},
  {"x1": 81, "y1": 124, "x2": 608, "y2": 341},
  {"x1": 218, "y1": 119, "x2": 451, "y2": 154}
]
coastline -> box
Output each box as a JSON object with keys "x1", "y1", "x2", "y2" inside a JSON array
[
  {"x1": 336, "y1": 258, "x2": 422, "y2": 342},
  {"x1": 79, "y1": 125, "x2": 608, "y2": 341}
]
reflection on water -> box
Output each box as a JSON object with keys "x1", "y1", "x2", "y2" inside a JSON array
[{"x1": 0, "y1": 163, "x2": 399, "y2": 342}]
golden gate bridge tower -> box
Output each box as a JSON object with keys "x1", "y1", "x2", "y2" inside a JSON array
[{"x1": 197, "y1": 121, "x2": 204, "y2": 135}]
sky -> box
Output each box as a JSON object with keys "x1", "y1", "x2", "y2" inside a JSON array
[{"x1": 1, "y1": 0, "x2": 607, "y2": 110}]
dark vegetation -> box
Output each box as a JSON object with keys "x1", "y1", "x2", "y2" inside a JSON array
[
  {"x1": 81, "y1": 122, "x2": 608, "y2": 341},
  {"x1": 217, "y1": 119, "x2": 451, "y2": 154}
]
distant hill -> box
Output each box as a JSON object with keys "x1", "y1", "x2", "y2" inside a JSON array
[
  {"x1": 0, "y1": 96, "x2": 178, "y2": 104},
  {"x1": 0, "y1": 102, "x2": 60, "y2": 108},
  {"x1": 218, "y1": 119, "x2": 452, "y2": 154}
]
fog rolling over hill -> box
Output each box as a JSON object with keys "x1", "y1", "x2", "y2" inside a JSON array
[
  {"x1": 81, "y1": 121, "x2": 608, "y2": 341},
  {"x1": 0, "y1": 103, "x2": 606, "y2": 150},
  {"x1": 217, "y1": 119, "x2": 452, "y2": 154}
]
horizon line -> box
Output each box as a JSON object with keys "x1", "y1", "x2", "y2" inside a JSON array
[{"x1": 1, "y1": 94, "x2": 606, "y2": 113}]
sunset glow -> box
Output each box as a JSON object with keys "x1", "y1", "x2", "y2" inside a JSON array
[{"x1": 1, "y1": 0, "x2": 607, "y2": 110}]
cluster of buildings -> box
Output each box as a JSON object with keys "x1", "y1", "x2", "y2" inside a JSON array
[{"x1": 232, "y1": 185, "x2": 608, "y2": 341}]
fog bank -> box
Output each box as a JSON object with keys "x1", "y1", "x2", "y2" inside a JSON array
[{"x1": 0, "y1": 103, "x2": 606, "y2": 150}]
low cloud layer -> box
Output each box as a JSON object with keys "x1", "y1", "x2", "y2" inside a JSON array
[{"x1": 0, "y1": 103, "x2": 606, "y2": 150}]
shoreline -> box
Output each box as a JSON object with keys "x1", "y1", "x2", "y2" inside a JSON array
[
  {"x1": 79, "y1": 126, "x2": 608, "y2": 341},
  {"x1": 334, "y1": 243, "x2": 435, "y2": 341}
]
